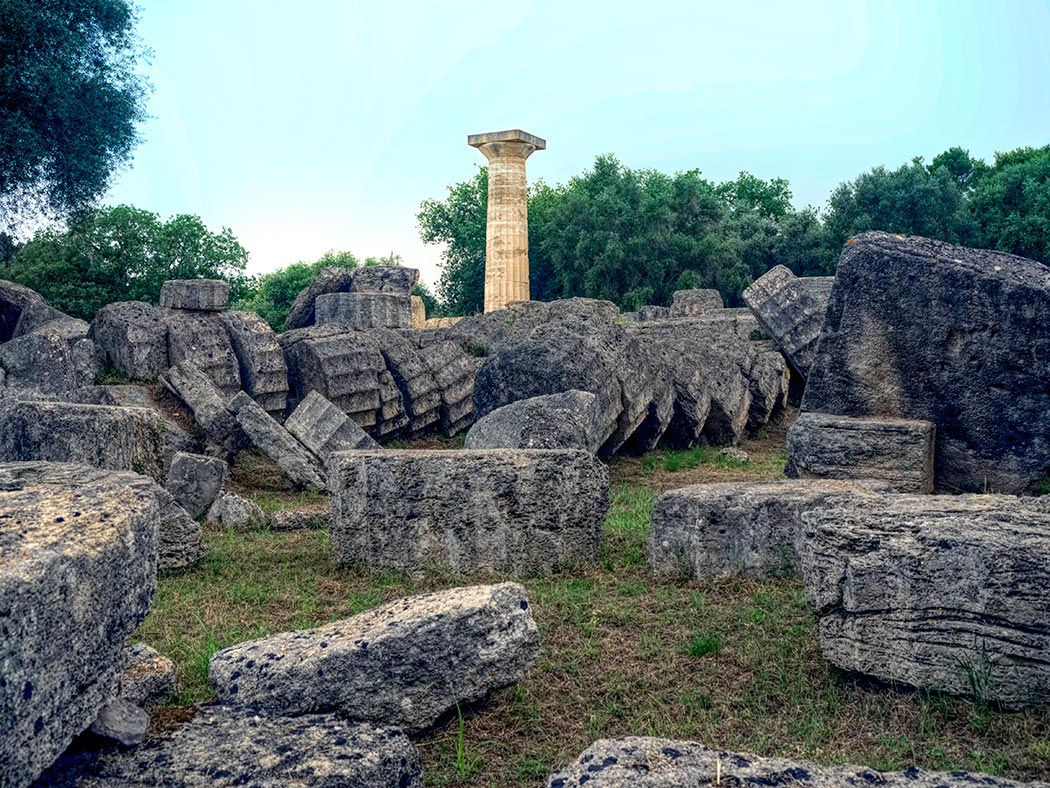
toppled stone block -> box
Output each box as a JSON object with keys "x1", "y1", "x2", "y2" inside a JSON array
[
  {"x1": 283, "y1": 267, "x2": 357, "y2": 331},
  {"x1": 0, "y1": 278, "x2": 50, "y2": 342},
  {"x1": 349, "y1": 265, "x2": 420, "y2": 294},
  {"x1": 218, "y1": 310, "x2": 288, "y2": 416},
  {"x1": 285, "y1": 390, "x2": 380, "y2": 459},
  {"x1": 330, "y1": 450, "x2": 609, "y2": 575},
  {"x1": 372, "y1": 329, "x2": 441, "y2": 435},
  {"x1": 743, "y1": 264, "x2": 825, "y2": 378},
  {"x1": 0, "y1": 462, "x2": 158, "y2": 788},
  {"x1": 0, "y1": 400, "x2": 191, "y2": 483},
  {"x1": 465, "y1": 390, "x2": 602, "y2": 453},
  {"x1": 786, "y1": 412, "x2": 936, "y2": 493},
  {"x1": 162, "y1": 361, "x2": 247, "y2": 455},
  {"x1": 78, "y1": 708, "x2": 423, "y2": 788},
  {"x1": 89, "y1": 301, "x2": 170, "y2": 381},
  {"x1": 90, "y1": 384, "x2": 155, "y2": 409},
  {"x1": 0, "y1": 331, "x2": 87, "y2": 394},
  {"x1": 165, "y1": 452, "x2": 228, "y2": 519},
  {"x1": 546, "y1": 738, "x2": 1041, "y2": 787},
  {"x1": 165, "y1": 311, "x2": 242, "y2": 399},
  {"x1": 159, "y1": 278, "x2": 230, "y2": 311},
  {"x1": 314, "y1": 292, "x2": 413, "y2": 330},
  {"x1": 746, "y1": 341, "x2": 790, "y2": 429},
  {"x1": 669, "y1": 288, "x2": 723, "y2": 317},
  {"x1": 376, "y1": 369, "x2": 409, "y2": 437},
  {"x1": 228, "y1": 392, "x2": 326, "y2": 491},
  {"x1": 417, "y1": 339, "x2": 478, "y2": 436},
  {"x1": 13, "y1": 301, "x2": 85, "y2": 339},
  {"x1": 801, "y1": 493, "x2": 1050, "y2": 706},
  {"x1": 206, "y1": 490, "x2": 267, "y2": 530},
  {"x1": 649, "y1": 479, "x2": 892, "y2": 580},
  {"x1": 116, "y1": 643, "x2": 177, "y2": 708},
  {"x1": 157, "y1": 488, "x2": 205, "y2": 569},
  {"x1": 803, "y1": 232, "x2": 1050, "y2": 494},
  {"x1": 209, "y1": 583, "x2": 539, "y2": 733},
  {"x1": 88, "y1": 698, "x2": 149, "y2": 747}
]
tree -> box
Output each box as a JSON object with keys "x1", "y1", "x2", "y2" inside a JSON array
[
  {"x1": 0, "y1": 0, "x2": 150, "y2": 227},
  {"x1": 967, "y1": 145, "x2": 1050, "y2": 264},
  {"x1": 2, "y1": 205, "x2": 249, "y2": 319}
]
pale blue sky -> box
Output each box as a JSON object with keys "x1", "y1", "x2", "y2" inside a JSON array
[{"x1": 106, "y1": 0, "x2": 1050, "y2": 287}]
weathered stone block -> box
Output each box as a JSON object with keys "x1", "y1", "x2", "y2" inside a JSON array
[
  {"x1": 284, "y1": 266, "x2": 357, "y2": 330},
  {"x1": 88, "y1": 698, "x2": 149, "y2": 746},
  {"x1": 0, "y1": 278, "x2": 49, "y2": 342},
  {"x1": 115, "y1": 643, "x2": 177, "y2": 708},
  {"x1": 372, "y1": 328, "x2": 441, "y2": 435},
  {"x1": 330, "y1": 449, "x2": 609, "y2": 575},
  {"x1": 376, "y1": 369, "x2": 409, "y2": 437},
  {"x1": 314, "y1": 292, "x2": 413, "y2": 329},
  {"x1": 159, "y1": 278, "x2": 229, "y2": 311},
  {"x1": 228, "y1": 391, "x2": 326, "y2": 491},
  {"x1": 410, "y1": 294, "x2": 426, "y2": 328},
  {"x1": 156, "y1": 488, "x2": 205, "y2": 568},
  {"x1": 465, "y1": 390, "x2": 601, "y2": 453},
  {"x1": 0, "y1": 463, "x2": 158, "y2": 788},
  {"x1": 12, "y1": 301, "x2": 83, "y2": 339},
  {"x1": 786, "y1": 412, "x2": 936, "y2": 493},
  {"x1": 209, "y1": 583, "x2": 539, "y2": 733},
  {"x1": 649, "y1": 480, "x2": 892, "y2": 580},
  {"x1": 746, "y1": 341, "x2": 790, "y2": 429},
  {"x1": 161, "y1": 361, "x2": 247, "y2": 455},
  {"x1": 165, "y1": 451, "x2": 228, "y2": 518},
  {"x1": 206, "y1": 490, "x2": 267, "y2": 530},
  {"x1": 417, "y1": 339, "x2": 478, "y2": 436},
  {"x1": 743, "y1": 264, "x2": 825, "y2": 378},
  {"x1": 803, "y1": 232, "x2": 1050, "y2": 494},
  {"x1": 669, "y1": 288, "x2": 723, "y2": 317},
  {"x1": 270, "y1": 506, "x2": 330, "y2": 530},
  {"x1": 0, "y1": 400, "x2": 190, "y2": 483},
  {"x1": 284, "y1": 390, "x2": 380, "y2": 458},
  {"x1": 547, "y1": 738, "x2": 1042, "y2": 787},
  {"x1": 349, "y1": 265, "x2": 420, "y2": 294},
  {"x1": 0, "y1": 331, "x2": 86, "y2": 394},
  {"x1": 637, "y1": 305, "x2": 670, "y2": 321},
  {"x1": 89, "y1": 301, "x2": 170, "y2": 381},
  {"x1": 78, "y1": 709, "x2": 423, "y2": 788},
  {"x1": 165, "y1": 311, "x2": 242, "y2": 398},
  {"x1": 801, "y1": 493, "x2": 1050, "y2": 706},
  {"x1": 218, "y1": 310, "x2": 288, "y2": 416}
]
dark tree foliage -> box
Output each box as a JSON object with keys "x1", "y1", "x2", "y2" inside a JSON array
[
  {"x1": 967, "y1": 146, "x2": 1050, "y2": 264},
  {"x1": 0, "y1": 0, "x2": 149, "y2": 226}
]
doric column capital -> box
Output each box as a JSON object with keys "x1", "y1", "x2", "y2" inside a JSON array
[{"x1": 467, "y1": 130, "x2": 546, "y2": 162}]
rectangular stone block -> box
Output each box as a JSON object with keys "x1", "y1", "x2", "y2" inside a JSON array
[
  {"x1": 743, "y1": 265, "x2": 826, "y2": 377},
  {"x1": 159, "y1": 279, "x2": 229, "y2": 311},
  {"x1": 227, "y1": 392, "x2": 327, "y2": 491},
  {"x1": 669, "y1": 288, "x2": 723, "y2": 317},
  {"x1": 314, "y1": 292, "x2": 413, "y2": 330},
  {"x1": 285, "y1": 390, "x2": 379, "y2": 457},
  {"x1": 329, "y1": 449, "x2": 609, "y2": 576},
  {"x1": 649, "y1": 479, "x2": 892, "y2": 580},
  {"x1": 785, "y1": 412, "x2": 936, "y2": 493}
]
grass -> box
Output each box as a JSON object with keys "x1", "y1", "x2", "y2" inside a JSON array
[{"x1": 135, "y1": 413, "x2": 1050, "y2": 786}]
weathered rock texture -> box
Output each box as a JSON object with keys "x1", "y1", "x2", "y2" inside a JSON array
[
  {"x1": 0, "y1": 463, "x2": 158, "y2": 788},
  {"x1": 161, "y1": 361, "x2": 247, "y2": 454},
  {"x1": 228, "y1": 391, "x2": 326, "y2": 491},
  {"x1": 283, "y1": 266, "x2": 419, "y2": 330},
  {"x1": 649, "y1": 480, "x2": 893, "y2": 580},
  {"x1": 89, "y1": 301, "x2": 170, "y2": 381},
  {"x1": 669, "y1": 288, "x2": 723, "y2": 317},
  {"x1": 372, "y1": 329, "x2": 441, "y2": 435},
  {"x1": 78, "y1": 708, "x2": 423, "y2": 787},
  {"x1": 88, "y1": 698, "x2": 149, "y2": 746},
  {"x1": 164, "y1": 452, "x2": 228, "y2": 518},
  {"x1": 330, "y1": 450, "x2": 609, "y2": 575},
  {"x1": 159, "y1": 278, "x2": 229, "y2": 311},
  {"x1": 209, "y1": 583, "x2": 539, "y2": 733},
  {"x1": 314, "y1": 292, "x2": 413, "y2": 329},
  {"x1": 164, "y1": 311, "x2": 242, "y2": 398},
  {"x1": 803, "y1": 232, "x2": 1050, "y2": 494},
  {"x1": 156, "y1": 488, "x2": 206, "y2": 568},
  {"x1": 349, "y1": 265, "x2": 419, "y2": 295},
  {"x1": 284, "y1": 390, "x2": 380, "y2": 458},
  {"x1": 206, "y1": 490, "x2": 267, "y2": 530},
  {"x1": 0, "y1": 400, "x2": 190, "y2": 483},
  {"x1": 743, "y1": 264, "x2": 826, "y2": 378},
  {"x1": 417, "y1": 339, "x2": 478, "y2": 435},
  {"x1": 786, "y1": 412, "x2": 936, "y2": 493},
  {"x1": 546, "y1": 738, "x2": 1046, "y2": 787},
  {"x1": 0, "y1": 331, "x2": 92, "y2": 395},
  {"x1": 465, "y1": 390, "x2": 601, "y2": 452},
  {"x1": 801, "y1": 493, "x2": 1050, "y2": 706},
  {"x1": 0, "y1": 278, "x2": 50, "y2": 342},
  {"x1": 411, "y1": 294, "x2": 426, "y2": 328},
  {"x1": 217, "y1": 310, "x2": 288, "y2": 415},
  {"x1": 116, "y1": 643, "x2": 177, "y2": 707}
]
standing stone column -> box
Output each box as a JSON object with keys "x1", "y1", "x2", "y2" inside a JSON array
[{"x1": 468, "y1": 129, "x2": 546, "y2": 313}]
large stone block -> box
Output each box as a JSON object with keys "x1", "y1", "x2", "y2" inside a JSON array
[
  {"x1": 218, "y1": 310, "x2": 288, "y2": 416},
  {"x1": 410, "y1": 294, "x2": 426, "y2": 328},
  {"x1": 165, "y1": 311, "x2": 242, "y2": 399},
  {"x1": 159, "y1": 278, "x2": 229, "y2": 311},
  {"x1": 743, "y1": 264, "x2": 825, "y2": 378},
  {"x1": 801, "y1": 493, "x2": 1050, "y2": 706},
  {"x1": 284, "y1": 390, "x2": 380, "y2": 459},
  {"x1": 0, "y1": 278, "x2": 49, "y2": 342},
  {"x1": 0, "y1": 462, "x2": 158, "y2": 788},
  {"x1": 786, "y1": 412, "x2": 936, "y2": 493},
  {"x1": 649, "y1": 480, "x2": 892, "y2": 580},
  {"x1": 417, "y1": 339, "x2": 479, "y2": 436},
  {"x1": 161, "y1": 361, "x2": 247, "y2": 455},
  {"x1": 156, "y1": 488, "x2": 205, "y2": 568},
  {"x1": 330, "y1": 449, "x2": 609, "y2": 575},
  {"x1": 371, "y1": 329, "x2": 441, "y2": 436},
  {"x1": 465, "y1": 390, "x2": 602, "y2": 453},
  {"x1": 349, "y1": 264, "x2": 420, "y2": 294},
  {"x1": 314, "y1": 292, "x2": 413, "y2": 330},
  {"x1": 284, "y1": 266, "x2": 357, "y2": 331},
  {"x1": 0, "y1": 400, "x2": 190, "y2": 483},
  {"x1": 228, "y1": 391, "x2": 327, "y2": 491},
  {"x1": 12, "y1": 300, "x2": 81, "y2": 339},
  {"x1": 165, "y1": 451, "x2": 228, "y2": 518},
  {"x1": 0, "y1": 331, "x2": 87, "y2": 395},
  {"x1": 547, "y1": 738, "x2": 1043, "y2": 787},
  {"x1": 78, "y1": 709, "x2": 423, "y2": 787},
  {"x1": 803, "y1": 232, "x2": 1050, "y2": 494},
  {"x1": 209, "y1": 583, "x2": 539, "y2": 733},
  {"x1": 746, "y1": 340, "x2": 790, "y2": 429},
  {"x1": 89, "y1": 301, "x2": 170, "y2": 381},
  {"x1": 669, "y1": 288, "x2": 723, "y2": 317}
]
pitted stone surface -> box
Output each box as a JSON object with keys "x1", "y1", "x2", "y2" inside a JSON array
[
  {"x1": 349, "y1": 265, "x2": 420, "y2": 295},
  {"x1": 372, "y1": 329, "x2": 441, "y2": 435},
  {"x1": 228, "y1": 392, "x2": 326, "y2": 491},
  {"x1": 209, "y1": 583, "x2": 539, "y2": 733},
  {"x1": 284, "y1": 266, "x2": 357, "y2": 330},
  {"x1": 0, "y1": 462, "x2": 158, "y2": 788},
  {"x1": 156, "y1": 488, "x2": 205, "y2": 569},
  {"x1": 669, "y1": 288, "x2": 723, "y2": 317},
  {"x1": 786, "y1": 412, "x2": 936, "y2": 493},
  {"x1": 803, "y1": 232, "x2": 1050, "y2": 494},
  {"x1": 314, "y1": 292, "x2": 413, "y2": 330},
  {"x1": 0, "y1": 400, "x2": 190, "y2": 483},
  {"x1": 465, "y1": 390, "x2": 601, "y2": 453},
  {"x1": 284, "y1": 390, "x2": 380, "y2": 458},
  {"x1": 206, "y1": 490, "x2": 268, "y2": 530},
  {"x1": 218, "y1": 310, "x2": 288, "y2": 416},
  {"x1": 164, "y1": 452, "x2": 228, "y2": 518},
  {"x1": 115, "y1": 643, "x2": 176, "y2": 707},
  {"x1": 376, "y1": 369, "x2": 409, "y2": 437},
  {"x1": 0, "y1": 331, "x2": 88, "y2": 395},
  {"x1": 330, "y1": 449, "x2": 609, "y2": 575},
  {"x1": 746, "y1": 341, "x2": 790, "y2": 429},
  {"x1": 164, "y1": 311, "x2": 242, "y2": 399},
  {"x1": 801, "y1": 493, "x2": 1050, "y2": 706},
  {"x1": 417, "y1": 339, "x2": 479, "y2": 436},
  {"x1": 89, "y1": 301, "x2": 170, "y2": 381},
  {"x1": 78, "y1": 708, "x2": 423, "y2": 787},
  {"x1": 649, "y1": 480, "x2": 893, "y2": 580},
  {"x1": 546, "y1": 738, "x2": 1046, "y2": 787},
  {"x1": 159, "y1": 279, "x2": 229, "y2": 311},
  {"x1": 161, "y1": 361, "x2": 247, "y2": 455},
  {"x1": 744, "y1": 264, "x2": 826, "y2": 378},
  {"x1": 0, "y1": 278, "x2": 50, "y2": 342}
]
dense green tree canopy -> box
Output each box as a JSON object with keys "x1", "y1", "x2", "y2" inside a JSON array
[
  {"x1": 968, "y1": 145, "x2": 1050, "y2": 264},
  {"x1": 1, "y1": 205, "x2": 249, "y2": 319},
  {"x1": 0, "y1": 0, "x2": 150, "y2": 227}
]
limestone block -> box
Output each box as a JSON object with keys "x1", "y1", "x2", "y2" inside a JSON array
[
  {"x1": 417, "y1": 339, "x2": 478, "y2": 435},
  {"x1": 410, "y1": 294, "x2": 426, "y2": 328},
  {"x1": 372, "y1": 328, "x2": 441, "y2": 435},
  {"x1": 218, "y1": 310, "x2": 288, "y2": 416},
  {"x1": 88, "y1": 698, "x2": 149, "y2": 746},
  {"x1": 330, "y1": 449, "x2": 609, "y2": 575},
  {"x1": 161, "y1": 361, "x2": 247, "y2": 455},
  {"x1": 669, "y1": 288, "x2": 723, "y2": 317},
  {"x1": 423, "y1": 316, "x2": 463, "y2": 329},
  {"x1": 743, "y1": 264, "x2": 825, "y2": 378},
  {"x1": 314, "y1": 292, "x2": 413, "y2": 330},
  {"x1": 376, "y1": 369, "x2": 409, "y2": 438},
  {"x1": 786, "y1": 412, "x2": 936, "y2": 493},
  {"x1": 349, "y1": 265, "x2": 420, "y2": 294},
  {"x1": 115, "y1": 643, "x2": 177, "y2": 707},
  {"x1": 648, "y1": 480, "x2": 892, "y2": 580},
  {"x1": 270, "y1": 506, "x2": 330, "y2": 531},
  {"x1": 206, "y1": 490, "x2": 267, "y2": 530},
  {"x1": 801, "y1": 493, "x2": 1050, "y2": 706},
  {"x1": 637, "y1": 305, "x2": 670, "y2": 321},
  {"x1": 165, "y1": 311, "x2": 242, "y2": 399},
  {"x1": 465, "y1": 390, "x2": 602, "y2": 453},
  {"x1": 156, "y1": 488, "x2": 205, "y2": 568},
  {"x1": 284, "y1": 266, "x2": 357, "y2": 331},
  {"x1": 209, "y1": 583, "x2": 539, "y2": 733},
  {"x1": 228, "y1": 391, "x2": 327, "y2": 491},
  {"x1": 89, "y1": 301, "x2": 170, "y2": 381},
  {"x1": 284, "y1": 390, "x2": 380, "y2": 459},
  {"x1": 746, "y1": 341, "x2": 790, "y2": 429},
  {"x1": 0, "y1": 462, "x2": 158, "y2": 788},
  {"x1": 159, "y1": 278, "x2": 229, "y2": 311},
  {"x1": 0, "y1": 331, "x2": 85, "y2": 394},
  {"x1": 0, "y1": 278, "x2": 49, "y2": 342},
  {"x1": 165, "y1": 451, "x2": 228, "y2": 518}
]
